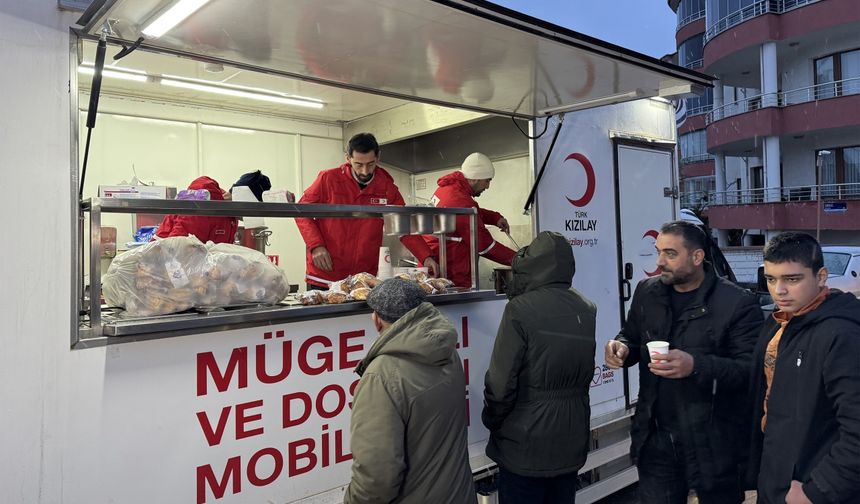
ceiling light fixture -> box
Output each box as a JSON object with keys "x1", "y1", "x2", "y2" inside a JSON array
[
  {"x1": 142, "y1": 0, "x2": 212, "y2": 39},
  {"x1": 78, "y1": 64, "x2": 148, "y2": 82},
  {"x1": 160, "y1": 76, "x2": 325, "y2": 109}
]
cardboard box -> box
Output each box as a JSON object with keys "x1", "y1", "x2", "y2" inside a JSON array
[{"x1": 98, "y1": 185, "x2": 176, "y2": 199}]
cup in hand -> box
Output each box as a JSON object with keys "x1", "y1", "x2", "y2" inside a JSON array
[{"x1": 646, "y1": 341, "x2": 670, "y2": 362}]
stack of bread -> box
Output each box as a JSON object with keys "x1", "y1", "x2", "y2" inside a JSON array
[
  {"x1": 299, "y1": 270, "x2": 452, "y2": 306},
  {"x1": 102, "y1": 236, "x2": 288, "y2": 316}
]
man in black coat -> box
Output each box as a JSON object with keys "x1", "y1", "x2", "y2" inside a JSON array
[
  {"x1": 483, "y1": 231, "x2": 596, "y2": 503},
  {"x1": 605, "y1": 220, "x2": 762, "y2": 504},
  {"x1": 748, "y1": 232, "x2": 860, "y2": 504}
]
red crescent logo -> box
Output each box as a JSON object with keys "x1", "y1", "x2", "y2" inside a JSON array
[
  {"x1": 565, "y1": 153, "x2": 596, "y2": 207},
  {"x1": 643, "y1": 230, "x2": 660, "y2": 277}
]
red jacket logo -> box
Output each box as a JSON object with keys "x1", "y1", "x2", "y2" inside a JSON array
[{"x1": 565, "y1": 153, "x2": 596, "y2": 207}]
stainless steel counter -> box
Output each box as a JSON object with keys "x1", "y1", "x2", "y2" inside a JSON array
[
  {"x1": 75, "y1": 289, "x2": 503, "y2": 349},
  {"x1": 77, "y1": 198, "x2": 482, "y2": 348}
]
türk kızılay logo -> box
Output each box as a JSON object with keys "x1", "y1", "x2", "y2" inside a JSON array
[
  {"x1": 564, "y1": 153, "x2": 596, "y2": 207},
  {"x1": 561, "y1": 152, "x2": 599, "y2": 248}
]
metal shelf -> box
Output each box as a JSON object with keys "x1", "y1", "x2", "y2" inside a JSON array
[{"x1": 77, "y1": 198, "x2": 480, "y2": 346}]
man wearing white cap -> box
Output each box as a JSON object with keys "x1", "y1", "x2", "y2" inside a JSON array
[{"x1": 404, "y1": 152, "x2": 516, "y2": 288}]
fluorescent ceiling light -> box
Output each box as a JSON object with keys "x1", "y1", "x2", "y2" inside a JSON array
[
  {"x1": 538, "y1": 89, "x2": 648, "y2": 116},
  {"x1": 161, "y1": 77, "x2": 325, "y2": 109},
  {"x1": 78, "y1": 64, "x2": 149, "y2": 82},
  {"x1": 142, "y1": 0, "x2": 212, "y2": 39}
]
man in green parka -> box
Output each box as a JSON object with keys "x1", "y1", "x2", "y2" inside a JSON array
[
  {"x1": 344, "y1": 278, "x2": 476, "y2": 504},
  {"x1": 482, "y1": 231, "x2": 597, "y2": 503}
]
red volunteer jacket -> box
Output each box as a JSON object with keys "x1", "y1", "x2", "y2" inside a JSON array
[
  {"x1": 296, "y1": 163, "x2": 406, "y2": 287},
  {"x1": 403, "y1": 171, "x2": 516, "y2": 288},
  {"x1": 155, "y1": 176, "x2": 238, "y2": 244}
]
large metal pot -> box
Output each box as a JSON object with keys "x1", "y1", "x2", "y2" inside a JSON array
[{"x1": 235, "y1": 226, "x2": 271, "y2": 253}]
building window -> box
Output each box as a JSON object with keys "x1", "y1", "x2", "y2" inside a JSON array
[
  {"x1": 681, "y1": 175, "x2": 715, "y2": 208},
  {"x1": 814, "y1": 48, "x2": 860, "y2": 99},
  {"x1": 686, "y1": 87, "x2": 714, "y2": 115},
  {"x1": 677, "y1": 0, "x2": 706, "y2": 27},
  {"x1": 678, "y1": 34, "x2": 705, "y2": 69},
  {"x1": 817, "y1": 146, "x2": 860, "y2": 198},
  {"x1": 705, "y1": 0, "x2": 758, "y2": 36},
  {"x1": 679, "y1": 130, "x2": 711, "y2": 164}
]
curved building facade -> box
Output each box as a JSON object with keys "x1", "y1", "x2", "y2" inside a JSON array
[{"x1": 670, "y1": 0, "x2": 860, "y2": 246}]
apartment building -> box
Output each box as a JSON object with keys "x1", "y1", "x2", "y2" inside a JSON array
[{"x1": 669, "y1": 0, "x2": 860, "y2": 246}]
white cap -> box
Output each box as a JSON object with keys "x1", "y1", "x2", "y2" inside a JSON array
[{"x1": 460, "y1": 152, "x2": 495, "y2": 180}]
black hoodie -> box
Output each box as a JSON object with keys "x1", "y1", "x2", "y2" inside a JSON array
[
  {"x1": 747, "y1": 291, "x2": 860, "y2": 504},
  {"x1": 482, "y1": 231, "x2": 597, "y2": 477}
]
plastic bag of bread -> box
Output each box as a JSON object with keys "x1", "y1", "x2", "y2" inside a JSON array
[
  {"x1": 322, "y1": 290, "x2": 349, "y2": 304},
  {"x1": 205, "y1": 243, "x2": 289, "y2": 306},
  {"x1": 328, "y1": 279, "x2": 351, "y2": 294},
  {"x1": 427, "y1": 277, "x2": 454, "y2": 292},
  {"x1": 300, "y1": 290, "x2": 323, "y2": 306},
  {"x1": 102, "y1": 236, "x2": 210, "y2": 316},
  {"x1": 348, "y1": 272, "x2": 379, "y2": 290},
  {"x1": 350, "y1": 287, "x2": 371, "y2": 301}
]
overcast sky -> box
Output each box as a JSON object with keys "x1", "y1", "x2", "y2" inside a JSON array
[{"x1": 490, "y1": 0, "x2": 678, "y2": 58}]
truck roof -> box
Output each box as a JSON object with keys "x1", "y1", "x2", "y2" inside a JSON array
[{"x1": 78, "y1": 0, "x2": 712, "y2": 119}]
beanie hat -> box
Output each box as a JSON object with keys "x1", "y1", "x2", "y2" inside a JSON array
[
  {"x1": 366, "y1": 278, "x2": 427, "y2": 323},
  {"x1": 231, "y1": 170, "x2": 272, "y2": 202},
  {"x1": 460, "y1": 152, "x2": 495, "y2": 180}
]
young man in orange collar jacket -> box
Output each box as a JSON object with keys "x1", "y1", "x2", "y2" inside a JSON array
[{"x1": 748, "y1": 232, "x2": 860, "y2": 504}]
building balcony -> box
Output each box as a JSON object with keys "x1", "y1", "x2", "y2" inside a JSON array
[
  {"x1": 680, "y1": 159, "x2": 714, "y2": 178},
  {"x1": 678, "y1": 9, "x2": 706, "y2": 29},
  {"x1": 703, "y1": 0, "x2": 858, "y2": 87},
  {"x1": 703, "y1": 0, "x2": 820, "y2": 42},
  {"x1": 680, "y1": 153, "x2": 714, "y2": 166},
  {"x1": 705, "y1": 78, "x2": 860, "y2": 153},
  {"x1": 676, "y1": 18, "x2": 705, "y2": 49},
  {"x1": 703, "y1": 183, "x2": 860, "y2": 230}
]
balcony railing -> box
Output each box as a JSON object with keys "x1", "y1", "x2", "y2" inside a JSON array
[
  {"x1": 705, "y1": 0, "x2": 821, "y2": 41},
  {"x1": 680, "y1": 153, "x2": 714, "y2": 165},
  {"x1": 782, "y1": 76, "x2": 860, "y2": 105},
  {"x1": 683, "y1": 182, "x2": 860, "y2": 206},
  {"x1": 687, "y1": 104, "x2": 713, "y2": 117},
  {"x1": 678, "y1": 9, "x2": 706, "y2": 28},
  {"x1": 682, "y1": 58, "x2": 704, "y2": 69},
  {"x1": 706, "y1": 77, "x2": 860, "y2": 124}
]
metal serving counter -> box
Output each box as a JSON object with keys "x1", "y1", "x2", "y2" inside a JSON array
[
  {"x1": 76, "y1": 198, "x2": 488, "y2": 348},
  {"x1": 76, "y1": 290, "x2": 501, "y2": 348}
]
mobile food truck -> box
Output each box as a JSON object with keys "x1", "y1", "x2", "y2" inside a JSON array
[{"x1": 1, "y1": 1, "x2": 711, "y2": 503}]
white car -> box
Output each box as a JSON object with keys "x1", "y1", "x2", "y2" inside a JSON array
[{"x1": 823, "y1": 246, "x2": 860, "y2": 298}]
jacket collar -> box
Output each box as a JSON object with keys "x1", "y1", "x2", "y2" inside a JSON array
[{"x1": 649, "y1": 262, "x2": 719, "y2": 319}]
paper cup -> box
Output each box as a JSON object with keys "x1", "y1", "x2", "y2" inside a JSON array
[
  {"x1": 646, "y1": 341, "x2": 670, "y2": 362},
  {"x1": 377, "y1": 247, "x2": 392, "y2": 280}
]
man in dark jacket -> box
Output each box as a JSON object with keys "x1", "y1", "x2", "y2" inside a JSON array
[
  {"x1": 747, "y1": 232, "x2": 860, "y2": 504},
  {"x1": 605, "y1": 220, "x2": 762, "y2": 504},
  {"x1": 345, "y1": 278, "x2": 476, "y2": 504},
  {"x1": 482, "y1": 231, "x2": 596, "y2": 503}
]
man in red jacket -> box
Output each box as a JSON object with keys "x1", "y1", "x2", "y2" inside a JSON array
[
  {"x1": 155, "y1": 176, "x2": 238, "y2": 244},
  {"x1": 296, "y1": 133, "x2": 435, "y2": 289},
  {"x1": 408, "y1": 152, "x2": 516, "y2": 288}
]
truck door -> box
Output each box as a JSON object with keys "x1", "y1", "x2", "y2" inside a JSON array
[{"x1": 614, "y1": 140, "x2": 676, "y2": 405}]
